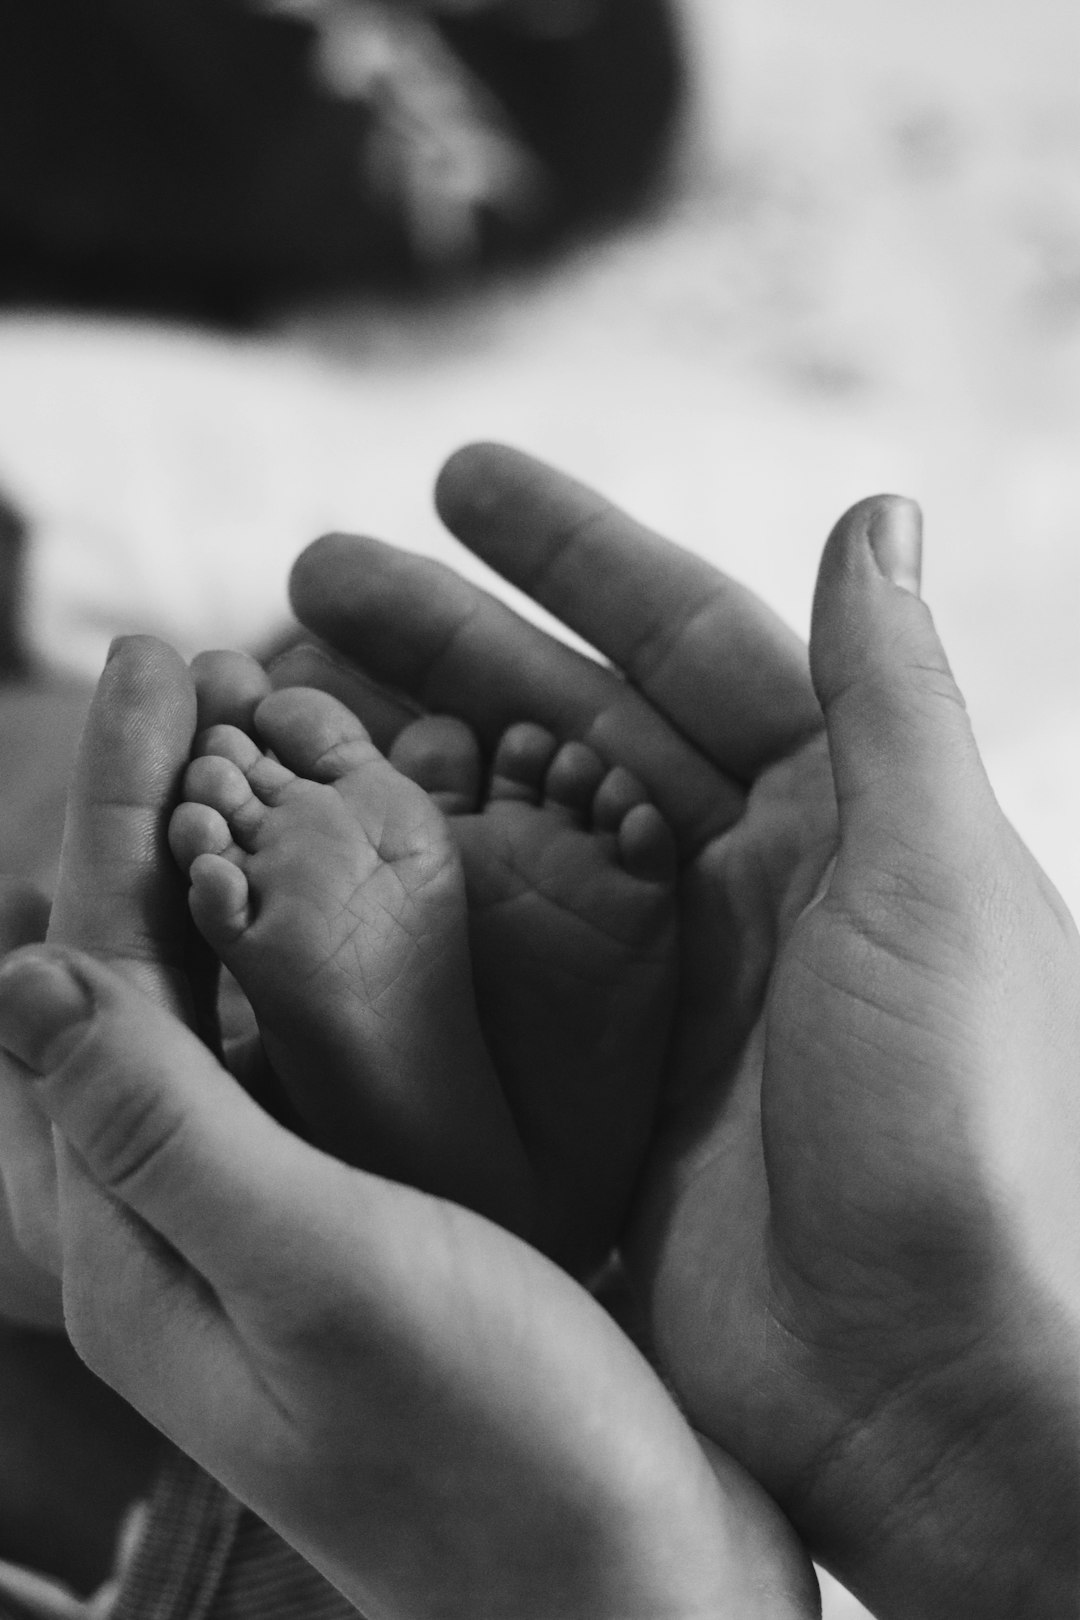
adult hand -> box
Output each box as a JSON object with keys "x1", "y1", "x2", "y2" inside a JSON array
[
  {"x1": 0, "y1": 877, "x2": 64, "y2": 1329},
  {"x1": 0, "y1": 639, "x2": 199, "y2": 1323},
  {"x1": 288, "y1": 444, "x2": 1080, "y2": 1619},
  {"x1": 0, "y1": 940, "x2": 817, "y2": 1620}
]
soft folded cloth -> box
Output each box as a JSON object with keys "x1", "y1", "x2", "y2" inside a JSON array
[
  {"x1": 0, "y1": 1502, "x2": 147, "y2": 1620},
  {"x1": 0, "y1": 1450, "x2": 360, "y2": 1620}
]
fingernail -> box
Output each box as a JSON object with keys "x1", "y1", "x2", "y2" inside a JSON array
[
  {"x1": 266, "y1": 640, "x2": 336, "y2": 674},
  {"x1": 0, "y1": 951, "x2": 94, "y2": 1073},
  {"x1": 868, "y1": 499, "x2": 922, "y2": 597}
]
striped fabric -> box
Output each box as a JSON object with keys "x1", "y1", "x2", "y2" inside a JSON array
[{"x1": 0, "y1": 1449, "x2": 363, "y2": 1620}]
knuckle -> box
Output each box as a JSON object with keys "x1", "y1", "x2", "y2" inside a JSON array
[{"x1": 70, "y1": 1073, "x2": 188, "y2": 1201}]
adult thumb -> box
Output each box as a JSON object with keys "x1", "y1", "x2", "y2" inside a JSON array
[
  {"x1": 810, "y1": 495, "x2": 995, "y2": 876},
  {"x1": 0, "y1": 943, "x2": 319, "y2": 1303}
]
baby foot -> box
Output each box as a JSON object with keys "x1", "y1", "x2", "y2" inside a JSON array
[
  {"x1": 168, "y1": 686, "x2": 531, "y2": 1230},
  {"x1": 389, "y1": 715, "x2": 679, "y2": 1274}
]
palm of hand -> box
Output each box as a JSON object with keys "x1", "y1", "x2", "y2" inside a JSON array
[{"x1": 634, "y1": 723, "x2": 1080, "y2": 1549}]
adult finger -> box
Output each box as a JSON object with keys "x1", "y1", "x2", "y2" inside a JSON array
[
  {"x1": 265, "y1": 640, "x2": 422, "y2": 754},
  {"x1": 46, "y1": 637, "x2": 198, "y2": 1019},
  {"x1": 0, "y1": 878, "x2": 61, "y2": 1290},
  {"x1": 290, "y1": 535, "x2": 740, "y2": 851},
  {"x1": 0, "y1": 942, "x2": 403, "y2": 1348},
  {"x1": 435, "y1": 444, "x2": 822, "y2": 774},
  {"x1": 810, "y1": 496, "x2": 995, "y2": 884}
]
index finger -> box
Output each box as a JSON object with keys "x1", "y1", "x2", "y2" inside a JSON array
[
  {"x1": 289, "y1": 533, "x2": 742, "y2": 851},
  {"x1": 435, "y1": 444, "x2": 822, "y2": 775}
]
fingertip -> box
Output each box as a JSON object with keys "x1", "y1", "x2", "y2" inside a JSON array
[
  {"x1": 287, "y1": 531, "x2": 363, "y2": 623},
  {"x1": 0, "y1": 947, "x2": 96, "y2": 1074},
  {"x1": 810, "y1": 494, "x2": 930, "y2": 714},
  {"x1": 868, "y1": 497, "x2": 922, "y2": 597},
  {"x1": 434, "y1": 442, "x2": 509, "y2": 525},
  {"x1": 289, "y1": 532, "x2": 402, "y2": 618},
  {"x1": 810, "y1": 494, "x2": 987, "y2": 855},
  {"x1": 97, "y1": 636, "x2": 196, "y2": 730},
  {"x1": 814, "y1": 495, "x2": 920, "y2": 612}
]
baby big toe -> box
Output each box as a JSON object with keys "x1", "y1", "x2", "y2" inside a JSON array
[
  {"x1": 488, "y1": 723, "x2": 559, "y2": 806},
  {"x1": 389, "y1": 716, "x2": 481, "y2": 816},
  {"x1": 252, "y1": 687, "x2": 378, "y2": 783},
  {"x1": 543, "y1": 741, "x2": 607, "y2": 825}
]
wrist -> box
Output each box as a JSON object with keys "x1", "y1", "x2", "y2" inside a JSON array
[{"x1": 797, "y1": 1315, "x2": 1079, "y2": 1620}]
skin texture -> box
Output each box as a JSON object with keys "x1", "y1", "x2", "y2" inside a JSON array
[
  {"x1": 172, "y1": 665, "x2": 678, "y2": 1273},
  {"x1": 285, "y1": 443, "x2": 1080, "y2": 1620},
  {"x1": 0, "y1": 639, "x2": 200, "y2": 1310},
  {"x1": 0, "y1": 634, "x2": 818, "y2": 1620}
]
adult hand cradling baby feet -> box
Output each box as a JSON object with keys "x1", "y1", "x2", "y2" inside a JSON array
[
  {"x1": 0, "y1": 640, "x2": 811, "y2": 1618},
  {"x1": 0, "y1": 444, "x2": 1076, "y2": 1619},
  {"x1": 284, "y1": 444, "x2": 1080, "y2": 1619}
]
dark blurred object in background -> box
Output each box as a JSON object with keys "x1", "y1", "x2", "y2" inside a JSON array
[
  {"x1": 0, "y1": 489, "x2": 26, "y2": 676},
  {"x1": 0, "y1": 0, "x2": 683, "y2": 322}
]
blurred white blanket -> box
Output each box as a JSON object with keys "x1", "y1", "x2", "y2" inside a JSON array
[{"x1": 0, "y1": 0, "x2": 1076, "y2": 920}]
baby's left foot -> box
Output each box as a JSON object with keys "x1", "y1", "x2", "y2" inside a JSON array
[
  {"x1": 168, "y1": 686, "x2": 530, "y2": 1227},
  {"x1": 390, "y1": 715, "x2": 680, "y2": 1274}
]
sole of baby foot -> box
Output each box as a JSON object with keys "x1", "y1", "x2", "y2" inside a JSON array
[
  {"x1": 168, "y1": 686, "x2": 533, "y2": 1233},
  {"x1": 390, "y1": 714, "x2": 679, "y2": 1274}
]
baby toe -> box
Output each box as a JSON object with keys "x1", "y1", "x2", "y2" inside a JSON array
[
  {"x1": 617, "y1": 802, "x2": 678, "y2": 885},
  {"x1": 253, "y1": 687, "x2": 378, "y2": 783},
  {"x1": 193, "y1": 723, "x2": 262, "y2": 773},
  {"x1": 192, "y1": 649, "x2": 271, "y2": 735},
  {"x1": 593, "y1": 765, "x2": 650, "y2": 833},
  {"x1": 488, "y1": 723, "x2": 559, "y2": 806},
  {"x1": 543, "y1": 740, "x2": 608, "y2": 824},
  {"x1": 188, "y1": 852, "x2": 252, "y2": 947},
  {"x1": 169, "y1": 801, "x2": 237, "y2": 875},
  {"x1": 241, "y1": 753, "x2": 296, "y2": 807},
  {"x1": 389, "y1": 716, "x2": 481, "y2": 816},
  {"x1": 182, "y1": 754, "x2": 266, "y2": 849}
]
